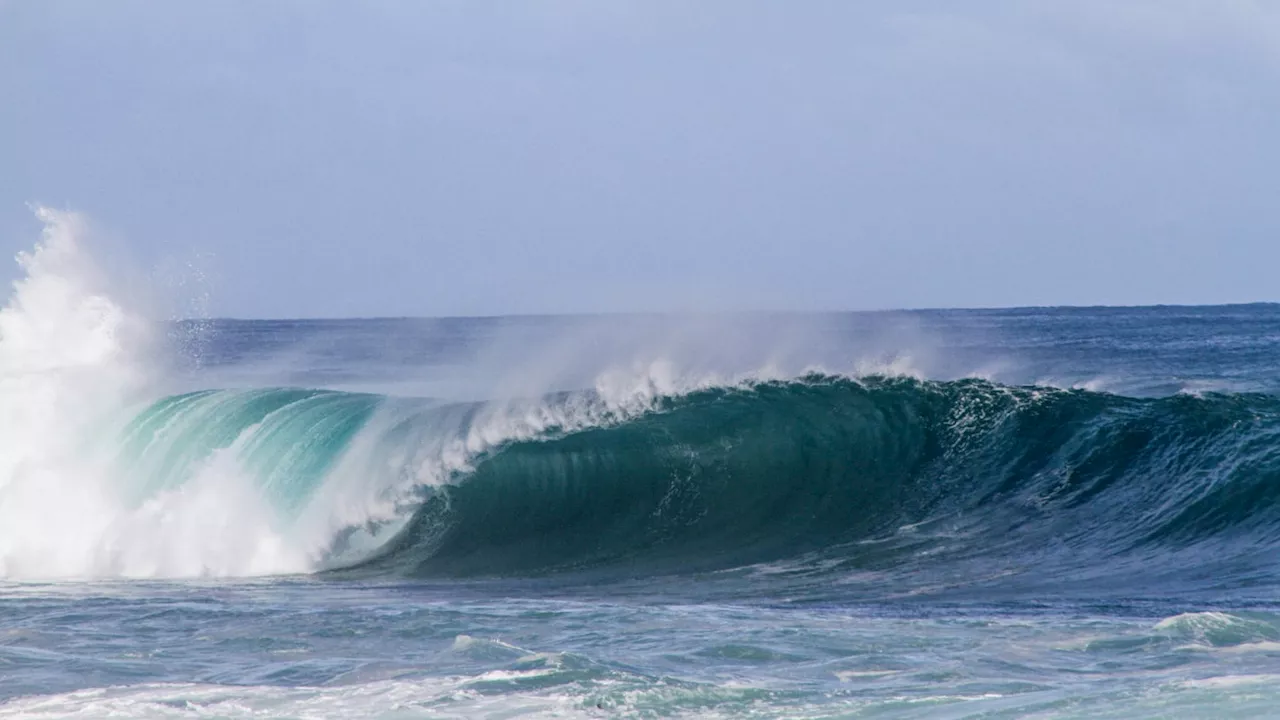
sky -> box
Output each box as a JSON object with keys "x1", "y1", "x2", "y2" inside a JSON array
[{"x1": 2, "y1": 1, "x2": 1279, "y2": 319}]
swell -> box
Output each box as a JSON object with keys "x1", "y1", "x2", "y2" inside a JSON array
[
  {"x1": 68, "y1": 375, "x2": 1280, "y2": 583},
  {"x1": 354, "y1": 376, "x2": 1280, "y2": 580},
  {"x1": 8, "y1": 209, "x2": 1280, "y2": 586}
]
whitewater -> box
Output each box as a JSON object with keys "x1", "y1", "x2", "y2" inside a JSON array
[{"x1": 5, "y1": 210, "x2": 1280, "y2": 717}]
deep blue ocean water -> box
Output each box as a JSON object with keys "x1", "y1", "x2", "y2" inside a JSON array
[{"x1": 7, "y1": 305, "x2": 1280, "y2": 718}]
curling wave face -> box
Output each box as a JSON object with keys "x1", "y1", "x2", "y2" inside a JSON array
[
  {"x1": 4, "y1": 209, "x2": 1280, "y2": 599},
  {"x1": 13, "y1": 369, "x2": 1280, "y2": 592},
  {"x1": 366, "y1": 376, "x2": 1280, "y2": 586}
]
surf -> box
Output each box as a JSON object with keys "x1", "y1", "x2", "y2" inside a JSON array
[
  {"x1": 356, "y1": 376, "x2": 1280, "y2": 587},
  {"x1": 4, "y1": 210, "x2": 1280, "y2": 594}
]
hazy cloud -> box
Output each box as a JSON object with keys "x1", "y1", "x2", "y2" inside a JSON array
[{"x1": 2, "y1": 1, "x2": 1277, "y2": 317}]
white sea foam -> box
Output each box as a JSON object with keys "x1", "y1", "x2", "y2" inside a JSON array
[
  {"x1": 0, "y1": 209, "x2": 301, "y2": 578},
  {"x1": 0, "y1": 680, "x2": 586, "y2": 720}
]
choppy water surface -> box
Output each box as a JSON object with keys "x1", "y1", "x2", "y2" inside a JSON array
[{"x1": 7, "y1": 582, "x2": 1280, "y2": 718}]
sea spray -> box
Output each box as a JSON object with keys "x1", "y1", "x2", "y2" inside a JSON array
[
  {"x1": 0, "y1": 210, "x2": 302, "y2": 577},
  {"x1": 0, "y1": 221, "x2": 775, "y2": 579},
  {"x1": 0, "y1": 208, "x2": 148, "y2": 576}
]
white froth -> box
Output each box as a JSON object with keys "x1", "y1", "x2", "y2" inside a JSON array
[{"x1": 0, "y1": 209, "x2": 301, "y2": 578}]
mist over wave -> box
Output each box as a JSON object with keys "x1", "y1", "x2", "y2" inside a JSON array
[
  {"x1": 0, "y1": 211, "x2": 796, "y2": 578},
  {"x1": 3, "y1": 209, "x2": 1280, "y2": 600}
]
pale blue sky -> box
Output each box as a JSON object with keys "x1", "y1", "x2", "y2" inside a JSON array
[{"x1": 2, "y1": 1, "x2": 1278, "y2": 318}]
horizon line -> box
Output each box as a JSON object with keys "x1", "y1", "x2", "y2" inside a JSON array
[{"x1": 175, "y1": 301, "x2": 1280, "y2": 323}]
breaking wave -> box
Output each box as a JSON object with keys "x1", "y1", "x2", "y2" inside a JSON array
[{"x1": 4, "y1": 209, "x2": 1280, "y2": 596}]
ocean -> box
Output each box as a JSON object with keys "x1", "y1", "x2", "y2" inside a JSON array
[{"x1": 4, "y1": 216, "x2": 1280, "y2": 717}]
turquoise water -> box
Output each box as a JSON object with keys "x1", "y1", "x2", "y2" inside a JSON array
[{"x1": 6, "y1": 308, "x2": 1280, "y2": 717}]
